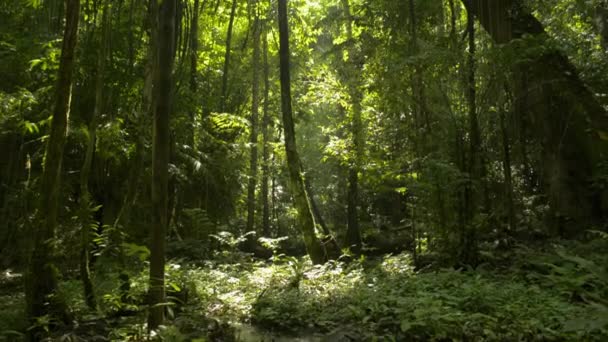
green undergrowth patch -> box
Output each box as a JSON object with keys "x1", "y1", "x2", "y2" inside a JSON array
[
  {"x1": 176, "y1": 240, "x2": 608, "y2": 341},
  {"x1": 2, "y1": 239, "x2": 606, "y2": 341},
  {"x1": 0, "y1": 293, "x2": 25, "y2": 340}
]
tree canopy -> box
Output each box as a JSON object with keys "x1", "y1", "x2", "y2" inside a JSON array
[{"x1": 0, "y1": 0, "x2": 607, "y2": 340}]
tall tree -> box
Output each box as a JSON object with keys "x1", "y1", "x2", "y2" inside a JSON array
[
  {"x1": 26, "y1": 0, "x2": 80, "y2": 336},
  {"x1": 220, "y1": 0, "x2": 238, "y2": 112},
  {"x1": 261, "y1": 21, "x2": 271, "y2": 237},
  {"x1": 278, "y1": 0, "x2": 326, "y2": 264},
  {"x1": 78, "y1": 0, "x2": 110, "y2": 311},
  {"x1": 460, "y1": 0, "x2": 481, "y2": 264},
  {"x1": 341, "y1": 0, "x2": 363, "y2": 254},
  {"x1": 246, "y1": 1, "x2": 261, "y2": 237},
  {"x1": 148, "y1": 0, "x2": 176, "y2": 329},
  {"x1": 500, "y1": 87, "x2": 515, "y2": 233},
  {"x1": 190, "y1": 0, "x2": 200, "y2": 94}
]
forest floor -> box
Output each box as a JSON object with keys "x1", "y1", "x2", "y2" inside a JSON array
[{"x1": 1, "y1": 238, "x2": 607, "y2": 341}]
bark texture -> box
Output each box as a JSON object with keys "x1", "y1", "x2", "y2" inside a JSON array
[
  {"x1": 246, "y1": 6, "x2": 261, "y2": 237},
  {"x1": 26, "y1": 0, "x2": 80, "y2": 337},
  {"x1": 278, "y1": 0, "x2": 326, "y2": 264},
  {"x1": 261, "y1": 23, "x2": 271, "y2": 237},
  {"x1": 342, "y1": 0, "x2": 363, "y2": 254},
  {"x1": 148, "y1": 0, "x2": 175, "y2": 329},
  {"x1": 78, "y1": 0, "x2": 110, "y2": 311},
  {"x1": 220, "y1": 0, "x2": 238, "y2": 112}
]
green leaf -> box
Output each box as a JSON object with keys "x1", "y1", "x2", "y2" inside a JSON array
[
  {"x1": 395, "y1": 187, "x2": 408, "y2": 194},
  {"x1": 400, "y1": 320, "x2": 412, "y2": 332},
  {"x1": 22, "y1": 121, "x2": 39, "y2": 134},
  {"x1": 121, "y1": 242, "x2": 150, "y2": 261},
  {"x1": 169, "y1": 282, "x2": 181, "y2": 292}
]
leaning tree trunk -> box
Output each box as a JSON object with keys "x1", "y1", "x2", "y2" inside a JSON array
[
  {"x1": 26, "y1": 0, "x2": 80, "y2": 337},
  {"x1": 148, "y1": 0, "x2": 175, "y2": 330},
  {"x1": 464, "y1": 0, "x2": 608, "y2": 236},
  {"x1": 246, "y1": 6, "x2": 261, "y2": 239},
  {"x1": 278, "y1": 0, "x2": 326, "y2": 264}
]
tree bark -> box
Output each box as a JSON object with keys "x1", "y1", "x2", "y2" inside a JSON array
[
  {"x1": 220, "y1": 0, "x2": 238, "y2": 112},
  {"x1": 461, "y1": 1, "x2": 480, "y2": 265},
  {"x1": 464, "y1": 0, "x2": 608, "y2": 235},
  {"x1": 148, "y1": 0, "x2": 175, "y2": 330},
  {"x1": 189, "y1": 0, "x2": 200, "y2": 147},
  {"x1": 246, "y1": 4, "x2": 261, "y2": 239},
  {"x1": 278, "y1": 0, "x2": 326, "y2": 264},
  {"x1": 499, "y1": 91, "x2": 515, "y2": 233},
  {"x1": 341, "y1": 0, "x2": 363, "y2": 254},
  {"x1": 261, "y1": 22, "x2": 271, "y2": 237},
  {"x1": 26, "y1": 0, "x2": 80, "y2": 337},
  {"x1": 303, "y1": 173, "x2": 330, "y2": 237},
  {"x1": 78, "y1": 0, "x2": 110, "y2": 311}
]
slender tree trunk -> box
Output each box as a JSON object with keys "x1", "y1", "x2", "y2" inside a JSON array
[
  {"x1": 246, "y1": 5, "x2": 261, "y2": 239},
  {"x1": 220, "y1": 0, "x2": 238, "y2": 112},
  {"x1": 114, "y1": 0, "x2": 156, "y2": 233},
  {"x1": 78, "y1": 0, "x2": 110, "y2": 311},
  {"x1": 261, "y1": 21, "x2": 271, "y2": 237},
  {"x1": 111, "y1": 0, "x2": 157, "y2": 298},
  {"x1": 278, "y1": 0, "x2": 325, "y2": 264},
  {"x1": 303, "y1": 173, "x2": 329, "y2": 236},
  {"x1": 189, "y1": 0, "x2": 200, "y2": 148},
  {"x1": 514, "y1": 69, "x2": 532, "y2": 191},
  {"x1": 407, "y1": 0, "x2": 429, "y2": 261},
  {"x1": 341, "y1": 0, "x2": 363, "y2": 254},
  {"x1": 499, "y1": 93, "x2": 515, "y2": 233},
  {"x1": 26, "y1": 0, "x2": 79, "y2": 337},
  {"x1": 596, "y1": 6, "x2": 608, "y2": 49},
  {"x1": 148, "y1": 0, "x2": 175, "y2": 330},
  {"x1": 304, "y1": 172, "x2": 341, "y2": 259},
  {"x1": 461, "y1": 1, "x2": 480, "y2": 265}
]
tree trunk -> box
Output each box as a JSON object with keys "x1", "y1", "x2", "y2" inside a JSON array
[
  {"x1": 304, "y1": 170, "x2": 341, "y2": 259},
  {"x1": 407, "y1": 0, "x2": 430, "y2": 261},
  {"x1": 464, "y1": 0, "x2": 608, "y2": 235},
  {"x1": 26, "y1": 0, "x2": 79, "y2": 337},
  {"x1": 303, "y1": 173, "x2": 330, "y2": 237},
  {"x1": 341, "y1": 0, "x2": 363, "y2": 254},
  {"x1": 220, "y1": 0, "x2": 238, "y2": 112},
  {"x1": 78, "y1": 0, "x2": 110, "y2": 311},
  {"x1": 148, "y1": 0, "x2": 175, "y2": 330},
  {"x1": 246, "y1": 5, "x2": 261, "y2": 239},
  {"x1": 461, "y1": 1, "x2": 480, "y2": 265},
  {"x1": 596, "y1": 6, "x2": 608, "y2": 49},
  {"x1": 188, "y1": 0, "x2": 200, "y2": 147},
  {"x1": 278, "y1": 0, "x2": 326, "y2": 264},
  {"x1": 499, "y1": 94, "x2": 515, "y2": 234},
  {"x1": 261, "y1": 22, "x2": 271, "y2": 237}
]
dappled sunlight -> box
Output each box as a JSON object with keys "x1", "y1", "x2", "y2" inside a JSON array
[
  {"x1": 379, "y1": 253, "x2": 416, "y2": 275},
  {"x1": 1, "y1": 0, "x2": 607, "y2": 339}
]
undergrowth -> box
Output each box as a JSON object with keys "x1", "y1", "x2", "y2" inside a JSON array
[{"x1": 1, "y1": 239, "x2": 607, "y2": 341}]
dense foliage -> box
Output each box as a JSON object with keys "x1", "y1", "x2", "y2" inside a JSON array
[{"x1": 0, "y1": 0, "x2": 607, "y2": 340}]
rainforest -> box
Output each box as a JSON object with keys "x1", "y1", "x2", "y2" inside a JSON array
[{"x1": 0, "y1": 0, "x2": 607, "y2": 341}]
